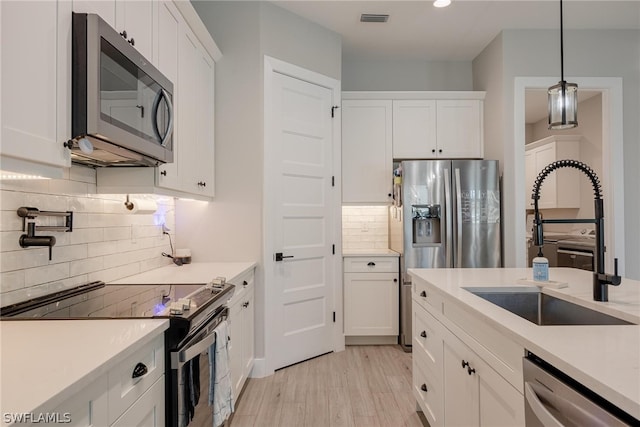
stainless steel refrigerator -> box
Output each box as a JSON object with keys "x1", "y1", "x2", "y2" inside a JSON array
[{"x1": 390, "y1": 160, "x2": 502, "y2": 350}]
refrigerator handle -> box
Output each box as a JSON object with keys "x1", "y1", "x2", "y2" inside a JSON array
[
  {"x1": 454, "y1": 168, "x2": 463, "y2": 268},
  {"x1": 444, "y1": 168, "x2": 453, "y2": 268}
]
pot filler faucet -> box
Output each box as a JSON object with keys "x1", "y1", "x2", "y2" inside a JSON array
[{"x1": 531, "y1": 160, "x2": 621, "y2": 302}]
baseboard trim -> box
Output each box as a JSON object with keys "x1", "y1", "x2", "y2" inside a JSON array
[
  {"x1": 345, "y1": 335, "x2": 398, "y2": 345},
  {"x1": 249, "y1": 357, "x2": 272, "y2": 378}
]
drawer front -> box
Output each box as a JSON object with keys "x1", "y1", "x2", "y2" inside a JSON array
[
  {"x1": 228, "y1": 269, "x2": 255, "y2": 307},
  {"x1": 111, "y1": 376, "x2": 165, "y2": 427},
  {"x1": 413, "y1": 303, "x2": 443, "y2": 380},
  {"x1": 108, "y1": 334, "x2": 164, "y2": 424},
  {"x1": 413, "y1": 349, "x2": 444, "y2": 427},
  {"x1": 343, "y1": 256, "x2": 399, "y2": 273},
  {"x1": 413, "y1": 279, "x2": 444, "y2": 314}
]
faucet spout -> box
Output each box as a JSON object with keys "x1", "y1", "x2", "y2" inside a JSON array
[{"x1": 530, "y1": 160, "x2": 621, "y2": 302}]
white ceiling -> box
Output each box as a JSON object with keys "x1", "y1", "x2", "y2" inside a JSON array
[
  {"x1": 271, "y1": 1, "x2": 640, "y2": 61},
  {"x1": 271, "y1": 1, "x2": 637, "y2": 123}
]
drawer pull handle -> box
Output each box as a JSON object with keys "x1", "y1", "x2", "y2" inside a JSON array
[
  {"x1": 132, "y1": 362, "x2": 148, "y2": 379},
  {"x1": 243, "y1": 280, "x2": 248, "y2": 287},
  {"x1": 420, "y1": 291, "x2": 427, "y2": 298},
  {"x1": 461, "y1": 360, "x2": 470, "y2": 369},
  {"x1": 367, "y1": 262, "x2": 376, "y2": 266},
  {"x1": 467, "y1": 366, "x2": 476, "y2": 376},
  {"x1": 420, "y1": 331, "x2": 427, "y2": 338},
  {"x1": 421, "y1": 384, "x2": 428, "y2": 392}
]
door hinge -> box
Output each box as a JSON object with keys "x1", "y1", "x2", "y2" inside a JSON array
[
  {"x1": 332, "y1": 244, "x2": 335, "y2": 255},
  {"x1": 333, "y1": 311, "x2": 336, "y2": 322},
  {"x1": 331, "y1": 105, "x2": 340, "y2": 118},
  {"x1": 331, "y1": 176, "x2": 335, "y2": 187}
]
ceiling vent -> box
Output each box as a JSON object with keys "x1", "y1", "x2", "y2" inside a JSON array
[{"x1": 360, "y1": 14, "x2": 389, "y2": 23}]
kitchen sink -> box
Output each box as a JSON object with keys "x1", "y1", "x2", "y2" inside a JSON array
[{"x1": 463, "y1": 287, "x2": 634, "y2": 326}]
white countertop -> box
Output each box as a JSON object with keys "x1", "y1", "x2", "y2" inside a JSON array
[
  {"x1": 0, "y1": 319, "x2": 168, "y2": 425},
  {"x1": 343, "y1": 249, "x2": 400, "y2": 257},
  {"x1": 408, "y1": 267, "x2": 640, "y2": 419},
  {"x1": 109, "y1": 261, "x2": 257, "y2": 285}
]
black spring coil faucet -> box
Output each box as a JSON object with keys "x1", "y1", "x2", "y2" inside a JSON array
[{"x1": 531, "y1": 160, "x2": 621, "y2": 302}]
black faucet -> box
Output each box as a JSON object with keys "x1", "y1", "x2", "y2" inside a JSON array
[{"x1": 531, "y1": 159, "x2": 621, "y2": 302}]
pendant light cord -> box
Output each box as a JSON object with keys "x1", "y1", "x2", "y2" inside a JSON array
[{"x1": 560, "y1": 0, "x2": 564, "y2": 82}]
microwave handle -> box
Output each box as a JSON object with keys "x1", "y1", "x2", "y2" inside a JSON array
[{"x1": 152, "y1": 88, "x2": 174, "y2": 147}]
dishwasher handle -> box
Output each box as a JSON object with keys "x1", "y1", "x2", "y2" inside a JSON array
[{"x1": 524, "y1": 382, "x2": 564, "y2": 427}]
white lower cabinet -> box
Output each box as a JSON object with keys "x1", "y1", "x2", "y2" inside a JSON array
[
  {"x1": 32, "y1": 333, "x2": 165, "y2": 427},
  {"x1": 343, "y1": 256, "x2": 399, "y2": 337},
  {"x1": 413, "y1": 284, "x2": 525, "y2": 427},
  {"x1": 228, "y1": 269, "x2": 256, "y2": 401}
]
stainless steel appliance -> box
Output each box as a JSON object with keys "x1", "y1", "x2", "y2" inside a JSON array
[
  {"x1": 390, "y1": 160, "x2": 501, "y2": 350},
  {"x1": 524, "y1": 352, "x2": 637, "y2": 426},
  {"x1": 1, "y1": 280, "x2": 234, "y2": 427},
  {"x1": 71, "y1": 13, "x2": 174, "y2": 167},
  {"x1": 557, "y1": 237, "x2": 595, "y2": 271}
]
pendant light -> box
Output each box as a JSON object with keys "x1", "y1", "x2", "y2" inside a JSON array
[{"x1": 548, "y1": 0, "x2": 578, "y2": 129}]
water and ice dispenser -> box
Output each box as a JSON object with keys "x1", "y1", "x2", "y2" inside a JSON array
[{"x1": 411, "y1": 204, "x2": 441, "y2": 244}]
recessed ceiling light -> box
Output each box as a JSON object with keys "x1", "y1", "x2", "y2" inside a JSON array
[
  {"x1": 433, "y1": 0, "x2": 451, "y2": 8},
  {"x1": 360, "y1": 14, "x2": 389, "y2": 23}
]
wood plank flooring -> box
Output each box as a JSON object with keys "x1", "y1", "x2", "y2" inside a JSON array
[{"x1": 229, "y1": 345, "x2": 427, "y2": 427}]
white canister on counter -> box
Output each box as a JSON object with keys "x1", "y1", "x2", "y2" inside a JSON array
[{"x1": 532, "y1": 256, "x2": 549, "y2": 282}]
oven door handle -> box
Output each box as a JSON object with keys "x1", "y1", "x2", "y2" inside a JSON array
[
  {"x1": 178, "y1": 330, "x2": 216, "y2": 363},
  {"x1": 524, "y1": 382, "x2": 564, "y2": 427},
  {"x1": 557, "y1": 249, "x2": 593, "y2": 257}
]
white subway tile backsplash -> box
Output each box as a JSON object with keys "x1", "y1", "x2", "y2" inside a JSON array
[
  {"x1": 342, "y1": 206, "x2": 389, "y2": 250},
  {"x1": 0, "y1": 167, "x2": 175, "y2": 305}
]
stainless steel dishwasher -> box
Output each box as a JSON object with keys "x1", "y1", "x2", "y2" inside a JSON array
[{"x1": 523, "y1": 352, "x2": 638, "y2": 426}]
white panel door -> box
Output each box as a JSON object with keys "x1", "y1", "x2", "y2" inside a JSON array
[{"x1": 270, "y1": 72, "x2": 335, "y2": 370}]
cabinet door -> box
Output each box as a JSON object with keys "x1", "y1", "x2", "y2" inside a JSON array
[
  {"x1": 155, "y1": 0, "x2": 180, "y2": 190},
  {"x1": 443, "y1": 335, "x2": 479, "y2": 426},
  {"x1": 111, "y1": 376, "x2": 165, "y2": 427},
  {"x1": 1, "y1": 1, "x2": 71, "y2": 173},
  {"x1": 342, "y1": 100, "x2": 393, "y2": 203},
  {"x1": 524, "y1": 151, "x2": 536, "y2": 209},
  {"x1": 344, "y1": 272, "x2": 399, "y2": 335},
  {"x1": 436, "y1": 100, "x2": 483, "y2": 159},
  {"x1": 242, "y1": 287, "x2": 255, "y2": 380},
  {"x1": 478, "y1": 367, "x2": 525, "y2": 427},
  {"x1": 195, "y1": 49, "x2": 215, "y2": 197},
  {"x1": 228, "y1": 297, "x2": 244, "y2": 402},
  {"x1": 115, "y1": 0, "x2": 155, "y2": 62},
  {"x1": 48, "y1": 374, "x2": 108, "y2": 427},
  {"x1": 392, "y1": 100, "x2": 437, "y2": 159},
  {"x1": 72, "y1": 0, "x2": 116, "y2": 28},
  {"x1": 534, "y1": 144, "x2": 556, "y2": 209}
]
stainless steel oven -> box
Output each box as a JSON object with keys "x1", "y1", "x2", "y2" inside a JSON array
[
  {"x1": 524, "y1": 352, "x2": 637, "y2": 426},
  {"x1": 1, "y1": 280, "x2": 235, "y2": 427},
  {"x1": 557, "y1": 238, "x2": 595, "y2": 271}
]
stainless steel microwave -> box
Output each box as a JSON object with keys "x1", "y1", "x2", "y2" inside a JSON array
[{"x1": 71, "y1": 13, "x2": 174, "y2": 167}]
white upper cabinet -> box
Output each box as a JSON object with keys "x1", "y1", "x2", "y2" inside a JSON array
[
  {"x1": 341, "y1": 99, "x2": 393, "y2": 203},
  {"x1": 73, "y1": 0, "x2": 156, "y2": 63},
  {"x1": 0, "y1": 1, "x2": 72, "y2": 177},
  {"x1": 393, "y1": 97, "x2": 483, "y2": 159},
  {"x1": 525, "y1": 135, "x2": 581, "y2": 209}
]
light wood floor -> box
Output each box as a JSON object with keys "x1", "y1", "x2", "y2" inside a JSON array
[{"x1": 229, "y1": 345, "x2": 427, "y2": 427}]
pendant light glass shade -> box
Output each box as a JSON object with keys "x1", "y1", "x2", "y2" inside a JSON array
[
  {"x1": 548, "y1": 0, "x2": 578, "y2": 130},
  {"x1": 548, "y1": 80, "x2": 578, "y2": 129}
]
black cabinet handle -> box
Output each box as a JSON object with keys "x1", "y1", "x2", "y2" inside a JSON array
[
  {"x1": 132, "y1": 362, "x2": 148, "y2": 379},
  {"x1": 120, "y1": 30, "x2": 128, "y2": 39},
  {"x1": 367, "y1": 262, "x2": 376, "y2": 266},
  {"x1": 420, "y1": 331, "x2": 427, "y2": 338},
  {"x1": 242, "y1": 301, "x2": 249, "y2": 308},
  {"x1": 63, "y1": 140, "x2": 73, "y2": 149},
  {"x1": 420, "y1": 291, "x2": 427, "y2": 298},
  {"x1": 461, "y1": 360, "x2": 470, "y2": 369},
  {"x1": 243, "y1": 280, "x2": 248, "y2": 287},
  {"x1": 438, "y1": 149, "x2": 442, "y2": 153},
  {"x1": 431, "y1": 149, "x2": 436, "y2": 153},
  {"x1": 421, "y1": 384, "x2": 428, "y2": 392},
  {"x1": 467, "y1": 366, "x2": 476, "y2": 375},
  {"x1": 393, "y1": 278, "x2": 398, "y2": 283},
  {"x1": 160, "y1": 170, "x2": 167, "y2": 176}
]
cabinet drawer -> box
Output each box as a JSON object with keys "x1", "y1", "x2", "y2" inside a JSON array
[
  {"x1": 111, "y1": 376, "x2": 165, "y2": 427},
  {"x1": 413, "y1": 280, "x2": 444, "y2": 315},
  {"x1": 413, "y1": 303, "x2": 443, "y2": 380},
  {"x1": 228, "y1": 269, "x2": 255, "y2": 306},
  {"x1": 107, "y1": 334, "x2": 164, "y2": 424},
  {"x1": 413, "y1": 350, "x2": 444, "y2": 427},
  {"x1": 343, "y1": 256, "x2": 398, "y2": 273}
]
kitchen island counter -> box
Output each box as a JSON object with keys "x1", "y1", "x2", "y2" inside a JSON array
[{"x1": 408, "y1": 267, "x2": 640, "y2": 420}]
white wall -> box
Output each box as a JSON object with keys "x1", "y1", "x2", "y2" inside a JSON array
[
  {"x1": 180, "y1": 0, "x2": 341, "y2": 361},
  {"x1": 0, "y1": 166, "x2": 174, "y2": 306},
  {"x1": 342, "y1": 59, "x2": 473, "y2": 91},
  {"x1": 474, "y1": 29, "x2": 640, "y2": 279}
]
